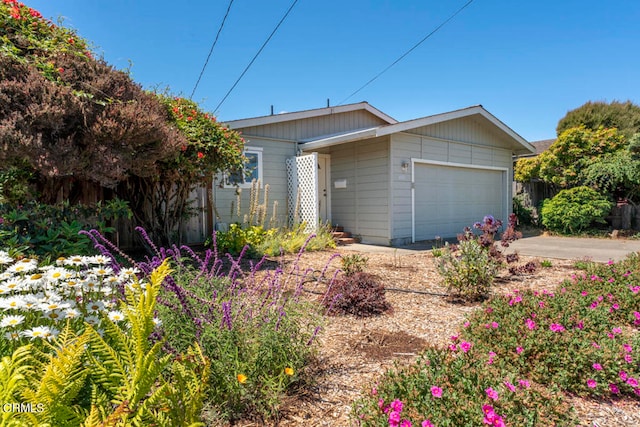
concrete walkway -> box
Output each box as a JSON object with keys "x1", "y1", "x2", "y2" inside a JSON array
[{"x1": 345, "y1": 235, "x2": 640, "y2": 263}]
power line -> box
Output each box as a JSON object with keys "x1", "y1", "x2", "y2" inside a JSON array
[
  {"x1": 338, "y1": 0, "x2": 476, "y2": 106},
  {"x1": 190, "y1": 0, "x2": 235, "y2": 100},
  {"x1": 214, "y1": 0, "x2": 299, "y2": 113}
]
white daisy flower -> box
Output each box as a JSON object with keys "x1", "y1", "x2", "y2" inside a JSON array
[
  {"x1": 44, "y1": 309, "x2": 65, "y2": 322},
  {"x1": 24, "y1": 273, "x2": 44, "y2": 286},
  {"x1": 0, "y1": 286, "x2": 10, "y2": 296},
  {"x1": 38, "y1": 300, "x2": 70, "y2": 313},
  {"x1": 0, "y1": 314, "x2": 25, "y2": 328},
  {"x1": 90, "y1": 266, "x2": 114, "y2": 277},
  {"x1": 22, "y1": 325, "x2": 57, "y2": 340},
  {"x1": 86, "y1": 301, "x2": 105, "y2": 314},
  {"x1": 21, "y1": 295, "x2": 41, "y2": 311},
  {"x1": 45, "y1": 267, "x2": 69, "y2": 282},
  {"x1": 82, "y1": 279, "x2": 100, "y2": 291},
  {"x1": 107, "y1": 310, "x2": 125, "y2": 322},
  {"x1": 152, "y1": 318, "x2": 162, "y2": 326},
  {"x1": 64, "y1": 308, "x2": 81, "y2": 319},
  {"x1": 0, "y1": 251, "x2": 13, "y2": 265},
  {"x1": 5, "y1": 331, "x2": 21, "y2": 340},
  {"x1": 3, "y1": 278, "x2": 25, "y2": 292},
  {"x1": 63, "y1": 256, "x2": 87, "y2": 267},
  {"x1": 0, "y1": 272, "x2": 11, "y2": 281},
  {"x1": 0, "y1": 296, "x2": 26, "y2": 311},
  {"x1": 87, "y1": 255, "x2": 109, "y2": 265},
  {"x1": 7, "y1": 259, "x2": 37, "y2": 274}
]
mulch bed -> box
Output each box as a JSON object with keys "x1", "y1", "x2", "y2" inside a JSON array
[{"x1": 230, "y1": 247, "x2": 640, "y2": 427}]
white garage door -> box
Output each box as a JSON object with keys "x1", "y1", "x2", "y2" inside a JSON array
[{"x1": 413, "y1": 162, "x2": 506, "y2": 241}]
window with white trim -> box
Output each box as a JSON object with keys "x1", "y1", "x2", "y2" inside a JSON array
[{"x1": 224, "y1": 147, "x2": 263, "y2": 188}]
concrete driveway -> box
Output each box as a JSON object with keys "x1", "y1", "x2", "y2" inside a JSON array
[
  {"x1": 504, "y1": 235, "x2": 640, "y2": 263},
  {"x1": 347, "y1": 235, "x2": 640, "y2": 263}
]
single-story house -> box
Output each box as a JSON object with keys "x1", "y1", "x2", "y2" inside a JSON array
[{"x1": 207, "y1": 102, "x2": 534, "y2": 245}]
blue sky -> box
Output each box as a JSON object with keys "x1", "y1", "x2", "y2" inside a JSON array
[{"x1": 25, "y1": 0, "x2": 640, "y2": 142}]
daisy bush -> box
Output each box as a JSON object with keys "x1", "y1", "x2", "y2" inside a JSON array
[
  {"x1": 0, "y1": 249, "x2": 146, "y2": 357},
  {"x1": 353, "y1": 253, "x2": 640, "y2": 426}
]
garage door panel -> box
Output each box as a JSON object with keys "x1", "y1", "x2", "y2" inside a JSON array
[{"x1": 414, "y1": 164, "x2": 504, "y2": 240}]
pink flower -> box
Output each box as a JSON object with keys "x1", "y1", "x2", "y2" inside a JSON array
[
  {"x1": 389, "y1": 410, "x2": 401, "y2": 425},
  {"x1": 581, "y1": 291, "x2": 588, "y2": 296},
  {"x1": 590, "y1": 301, "x2": 599, "y2": 309},
  {"x1": 592, "y1": 342, "x2": 601, "y2": 349},
  {"x1": 623, "y1": 344, "x2": 632, "y2": 353},
  {"x1": 450, "y1": 335, "x2": 459, "y2": 342},
  {"x1": 624, "y1": 354, "x2": 633, "y2": 363},
  {"x1": 390, "y1": 399, "x2": 403, "y2": 412},
  {"x1": 485, "y1": 387, "x2": 499, "y2": 401},
  {"x1": 538, "y1": 301, "x2": 545, "y2": 308},
  {"x1": 575, "y1": 321, "x2": 584, "y2": 330},
  {"x1": 612, "y1": 327, "x2": 622, "y2": 335},
  {"x1": 421, "y1": 420, "x2": 434, "y2": 427},
  {"x1": 518, "y1": 379, "x2": 530, "y2": 389},
  {"x1": 587, "y1": 379, "x2": 597, "y2": 388},
  {"x1": 430, "y1": 386, "x2": 443, "y2": 398},
  {"x1": 628, "y1": 378, "x2": 639, "y2": 387},
  {"x1": 400, "y1": 421, "x2": 412, "y2": 427},
  {"x1": 549, "y1": 323, "x2": 565, "y2": 332},
  {"x1": 504, "y1": 381, "x2": 516, "y2": 392},
  {"x1": 516, "y1": 346, "x2": 524, "y2": 354},
  {"x1": 371, "y1": 387, "x2": 377, "y2": 395},
  {"x1": 620, "y1": 371, "x2": 628, "y2": 381},
  {"x1": 459, "y1": 341, "x2": 472, "y2": 353},
  {"x1": 508, "y1": 296, "x2": 522, "y2": 305},
  {"x1": 609, "y1": 383, "x2": 620, "y2": 394},
  {"x1": 525, "y1": 318, "x2": 536, "y2": 330},
  {"x1": 463, "y1": 321, "x2": 470, "y2": 328},
  {"x1": 378, "y1": 398, "x2": 385, "y2": 410},
  {"x1": 592, "y1": 363, "x2": 603, "y2": 371}
]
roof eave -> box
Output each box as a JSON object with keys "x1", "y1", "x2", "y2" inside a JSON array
[
  {"x1": 225, "y1": 102, "x2": 397, "y2": 129},
  {"x1": 300, "y1": 128, "x2": 379, "y2": 151}
]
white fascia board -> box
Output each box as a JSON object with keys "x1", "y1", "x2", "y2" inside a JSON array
[{"x1": 300, "y1": 128, "x2": 379, "y2": 151}]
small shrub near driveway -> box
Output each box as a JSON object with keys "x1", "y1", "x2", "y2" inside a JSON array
[{"x1": 541, "y1": 186, "x2": 613, "y2": 234}]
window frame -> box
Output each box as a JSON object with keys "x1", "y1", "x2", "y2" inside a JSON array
[{"x1": 223, "y1": 146, "x2": 263, "y2": 188}]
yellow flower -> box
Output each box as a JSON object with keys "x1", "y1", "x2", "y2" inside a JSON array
[
  {"x1": 284, "y1": 367, "x2": 294, "y2": 376},
  {"x1": 237, "y1": 374, "x2": 247, "y2": 384}
]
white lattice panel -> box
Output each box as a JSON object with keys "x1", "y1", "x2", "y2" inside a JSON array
[{"x1": 286, "y1": 153, "x2": 318, "y2": 232}]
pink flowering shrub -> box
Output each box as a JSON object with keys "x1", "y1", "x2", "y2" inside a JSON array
[{"x1": 352, "y1": 253, "x2": 640, "y2": 426}]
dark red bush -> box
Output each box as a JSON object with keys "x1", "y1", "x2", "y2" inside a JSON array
[{"x1": 323, "y1": 272, "x2": 391, "y2": 317}]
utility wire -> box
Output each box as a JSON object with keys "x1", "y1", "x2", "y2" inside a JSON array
[
  {"x1": 190, "y1": 0, "x2": 235, "y2": 100},
  {"x1": 214, "y1": 0, "x2": 299, "y2": 113},
  {"x1": 338, "y1": 0, "x2": 476, "y2": 106}
]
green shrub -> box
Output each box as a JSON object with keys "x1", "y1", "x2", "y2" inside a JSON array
[
  {"x1": 256, "y1": 222, "x2": 336, "y2": 256},
  {"x1": 0, "y1": 199, "x2": 131, "y2": 259},
  {"x1": 212, "y1": 223, "x2": 266, "y2": 256},
  {"x1": 540, "y1": 186, "x2": 612, "y2": 234},
  {"x1": 436, "y1": 239, "x2": 500, "y2": 301},
  {"x1": 340, "y1": 254, "x2": 368, "y2": 276},
  {"x1": 513, "y1": 194, "x2": 536, "y2": 226}
]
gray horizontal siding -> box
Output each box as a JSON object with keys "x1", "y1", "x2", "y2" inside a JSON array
[
  {"x1": 237, "y1": 110, "x2": 389, "y2": 141},
  {"x1": 327, "y1": 136, "x2": 390, "y2": 243}
]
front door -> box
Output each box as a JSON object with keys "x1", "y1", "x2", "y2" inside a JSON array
[{"x1": 317, "y1": 154, "x2": 331, "y2": 223}]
